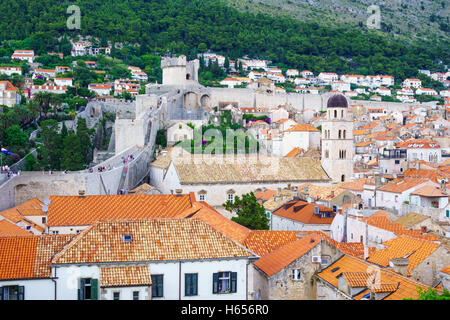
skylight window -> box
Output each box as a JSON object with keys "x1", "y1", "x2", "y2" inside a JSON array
[{"x1": 122, "y1": 235, "x2": 132, "y2": 242}]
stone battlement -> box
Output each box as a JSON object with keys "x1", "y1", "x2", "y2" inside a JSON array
[{"x1": 161, "y1": 55, "x2": 187, "y2": 69}]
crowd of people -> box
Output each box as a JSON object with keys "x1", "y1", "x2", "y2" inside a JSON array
[{"x1": 1, "y1": 165, "x2": 18, "y2": 179}]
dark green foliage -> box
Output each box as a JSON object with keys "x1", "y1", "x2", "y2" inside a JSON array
[
  {"x1": 405, "y1": 287, "x2": 450, "y2": 300},
  {"x1": 3, "y1": 125, "x2": 27, "y2": 148},
  {"x1": 0, "y1": 0, "x2": 445, "y2": 79},
  {"x1": 223, "y1": 192, "x2": 269, "y2": 230}
]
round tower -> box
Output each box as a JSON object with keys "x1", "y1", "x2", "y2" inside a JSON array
[
  {"x1": 161, "y1": 55, "x2": 187, "y2": 85},
  {"x1": 321, "y1": 94, "x2": 354, "y2": 183}
]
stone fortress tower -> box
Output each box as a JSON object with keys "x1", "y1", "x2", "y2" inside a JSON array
[
  {"x1": 161, "y1": 55, "x2": 199, "y2": 85},
  {"x1": 321, "y1": 94, "x2": 354, "y2": 183}
]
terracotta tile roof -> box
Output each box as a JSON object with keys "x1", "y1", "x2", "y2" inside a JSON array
[
  {"x1": 341, "y1": 272, "x2": 371, "y2": 287},
  {"x1": 52, "y1": 219, "x2": 253, "y2": 265},
  {"x1": 284, "y1": 147, "x2": 302, "y2": 157},
  {"x1": 297, "y1": 183, "x2": 346, "y2": 201},
  {"x1": 353, "y1": 130, "x2": 369, "y2": 136},
  {"x1": 340, "y1": 178, "x2": 373, "y2": 192},
  {"x1": 272, "y1": 200, "x2": 334, "y2": 225},
  {"x1": 284, "y1": 124, "x2": 320, "y2": 132},
  {"x1": 0, "y1": 199, "x2": 45, "y2": 232},
  {"x1": 411, "y1": 185, "x2": 447, "y2": 197},
  {"x1": 254, "y1": 189, "x2": 277, "y2": 202},
  {"x1": 100, "y1": 266, "x2": 152, "y2": 287},
  {"x1": 253, "y1": 234, "x2": 321, "y2": 277},
  {"x1": 377, "y1": 178, "x2": 426, "y2": 193},
  {"x1": 356, "y1": 141, "x2": 375, "y2": 147},
  {"x1": 169, "y1": 154, "x2": 330, "y2": 184},
  {"x1": 441, "y1": 265, "x2": 450, "y2": 275},
  {"x1": 243, "y1": 230, "x2": 298, "y2": 256},
  {"x1": 14, "y1": 198, "x2": 45, "y2": 216},
  {"x1": 46, "y1": 194, "x2": 195, "y2": 227},
  {"x1": 395, "y1": 139, "x2": 440, "y2": 149},
  {"x1": 0, "y1": 220, "x2": 31, "y2": 236},
  {"x1": 184, "y1": 202, "x2": 251, "y2": 244},
  {"x1": 0, "y1": 235, "x2": 72, "y2": 280},
  {"x1": 367, "y1": 236, "x2": 440, "y2": 276},
  {"x1": 317, "y1": 255, "x2": 430, "y2": 300},
  {"x1": 363, "y1": 213, "x2": 440, "y2": 241},
  {"x1": 306, "y1": 231, "x2": 376, "y2": 259},
  {"x1": 404, "y1": 168, "x2": 450, "y2": 183}
]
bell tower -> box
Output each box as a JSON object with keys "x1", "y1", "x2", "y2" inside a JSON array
[{"x1": 321, "y1": 94, "x2": 354, "y2": 183}]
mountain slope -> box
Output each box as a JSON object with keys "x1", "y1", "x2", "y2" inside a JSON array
[{"x1": 226, "y1": 0, "x2": 450, "y2": 40}]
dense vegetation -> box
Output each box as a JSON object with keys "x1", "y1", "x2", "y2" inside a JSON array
[
  {"x1": 0, "y1": 0, "x2": 447, "y2": 80},
  {"x1": 223, "y1": 192, "x2": 269, "y2": 230}
]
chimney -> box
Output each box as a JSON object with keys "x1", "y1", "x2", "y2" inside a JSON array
[
  {"x1": 330, "y1": 190, "x2": 335, "y2": 198},
  {"x1": 420, "y1": 226, "x2": 427, "y2": 233},
  {"x1": 175, "y1": 189, "x2": 182, "y2": 197},
  {"x1": 391, "y1": 258, "x2": 409, "y2": 277},
  {"x1": 78, "y1": 190, "x2": 86, "y2": 198},
  {"x1": 287, "y1": 183, "x2": 291, "y2": 190}
]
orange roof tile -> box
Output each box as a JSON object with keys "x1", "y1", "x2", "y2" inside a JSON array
[
  {"x1": 185, "y1": 202, "x2": 252, "y2": 244},
  {"x1": 243, "y1": 230, "x2": 298, "y2": 256},
  {"x1": 0, "y1": 235, "x2": 72, "y2": 280},
  {"x1": 377, "y1": 178, "x2": 426, "y2": 193},
  {"x1": 284, "y1": 147, "x2": 302, "y2": 157},
  {"x1": 52, "y1": 219, "x2": 253, "y2": 265},
  {"x1": 411, "y1": 185, "x2": 447, "y2": 197},
  {"x1": 367, "y1": 236, "x2": 440, "y2": 276},
  {"x1": 272, "y1": 200, "x2": 334, "y2": 225},
  {"x1": 253, "y1": 235, "x2": 321, "y2": 277},
  {"x1": 317, "y1": 255, "x2": 430, "y2": 300},
  {"x1": 46, "y1": 194, "x2": 195, "y2": 227},
  {"x1": 0, "y1": 220, "x2": 31, "y2": 236},
  {"x1": 100, "y1": 266, "x2": 152, "y2": 287},
  {"x1": 441, "y1": 265, "x2": 450, "y2": 275},
  {"x1": 284, "y1": 124, "x2": 320, "y2": 132},
  {"x1": 340, "y1": 178, "x2": 373, "y2": 192}
]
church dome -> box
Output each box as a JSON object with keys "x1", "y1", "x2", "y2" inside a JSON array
[{"x1": 327, "y1": 94, "x2": 348, "y2": 108}]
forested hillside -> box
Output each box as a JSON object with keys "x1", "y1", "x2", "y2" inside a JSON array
[{"x1": 0, "y1": 0, "x2": 448, "y2": 79}]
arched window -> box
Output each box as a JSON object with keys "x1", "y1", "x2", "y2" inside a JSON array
[
  {"x1": 334, "y1": 110, "x2": 337, "y2": 118},
  {"x1": 325, "y1": 150, "x2": 329, "y2": 158},
  {"x1": 341, "y1": 110, "x2": 344, "y2": 118},
  {"x1": 338, "y1": 130, "x2": 341, "y2": 139},
  {"x1": 343, "y1": 130, "x2": 346, "y2": 139},
  {"x1": 341, "y1": 174, "x2": 345, "y2": 182}
]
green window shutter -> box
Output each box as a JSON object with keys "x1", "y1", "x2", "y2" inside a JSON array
[
  {"x1": 185, "y1": 274, "x2": 190, "y2": 296},
  {"x1": 151, "y1": 275, "x2": 163, "y2": 297},
  {"x1": 446, "y1": 210, "x2": 449, "y2": 218},
  {"x1": 18, "y1": 286, "x2": 25, "y2": 300},
  {"x1": 231, "y1": 272, "x2": 237, "y2": 293},
  {"x1": 212, "y1": 273, "x2": 219, "y2": 294},
  {"x1": 79, "y1": 279, "x2": 85, "y2": 300},
  {"x1": 193, "y1": 274, "x2": 198, "y2": 296},
  {"x1": 91, "y1": 279, "x2": 99, "y2": 300},
  {"x1": 0, "y1": 286, "x2": 3, "y2": 300}
]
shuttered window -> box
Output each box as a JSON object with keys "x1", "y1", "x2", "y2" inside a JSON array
[
  {"x1": 78, "y1": 278, "x2": 98, "y2": 300},
  {"x1": 0, "y1": 286, "x2": 25, "y2": 300},
  {"x1": 185, "y1": 273, "x2": 198, "y2": 296},
  {"x1": 151, "y1": 275, "x2": 164, "y2": 298},
  {"x1": 212, "y1": 272, "x2": 237, "y2": 294}
]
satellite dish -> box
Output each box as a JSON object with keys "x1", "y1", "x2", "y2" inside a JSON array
[
  {"x1": 381, "y1": 177, "x2": 386, "y2": 183},
  {"x1": 393, "y1": 173, "x2": 397, "y2": 179},
  {"x1": 42, "y1": 206, "x2": 48, "y2": 213}
]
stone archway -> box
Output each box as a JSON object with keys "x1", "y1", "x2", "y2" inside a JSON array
[
  {"x1": 183, "y1": 91, "x2": 198, "y2": 111},
  {"x1": 200, "y1": 94, "x2": 211, "y2": 108}
]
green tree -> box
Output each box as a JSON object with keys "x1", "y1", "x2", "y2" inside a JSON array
[
  {"x1": 76, "y1": 117, "x2": 91, "y2": 165},
  {"x1": 24, "y1": 153, "x2": 37, "y2": 171},
  {"x1": 223, "y1": 192, "x2": 269, "y2": 230},
  {"x1": 37, "y1": 119, "x2": 62, "y2": 170},
  {"x1": 4, "y1": 125, "x2": 27, "y2": 148},
  {"x1": 62, "y1": 132, "x2": 84, "y2": 170},
  {"x1": 405, "y1": 287, "x2": 450, "y2": 300}
]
